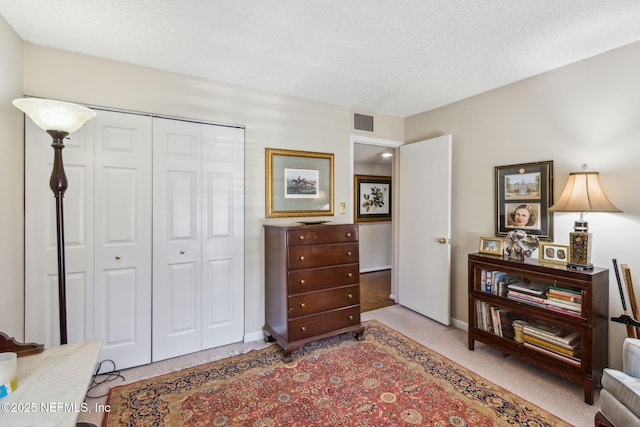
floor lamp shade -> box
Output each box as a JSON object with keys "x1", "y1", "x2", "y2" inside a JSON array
[
  {"x1": 12, "y1": 98, "x2": 96, "y2": 132},
  {"x1": 13, "y1": 98, "x2": 96, "y2": 345},
  {"x1": 549, "y1": 171, "x2": 621, "y2": 270}
]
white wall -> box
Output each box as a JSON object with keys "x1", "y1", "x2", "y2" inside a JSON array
[
  {"x1": 0, "y1": 16, "x2": 24, "y2": 340},
  {"x1": 406, "y1": 41, "x2": 640, "y2": 369},
  {"x1": 18, "y1": 43, "x2": 404, "y2": 343},
  {"x1": 354, "y1": 161, "x2": 392, "y2": 272}
]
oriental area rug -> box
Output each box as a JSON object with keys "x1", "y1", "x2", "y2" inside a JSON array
[{"x1": 103, "y1": 321, "x2": 570, "y2": 426}]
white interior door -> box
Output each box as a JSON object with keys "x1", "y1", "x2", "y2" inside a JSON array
[
  {"x1": 153, "y1": 118, "x2": 204, "y2": 360},
  {"x1": 397, "y1": 135, "x2": 452, "y2": 325},
  {"x1": 201, "y1": 124, "x2": 245, "y2": 349},
  {"x1": 93, "y1": 110, "x2": 152, "y2": 370}
]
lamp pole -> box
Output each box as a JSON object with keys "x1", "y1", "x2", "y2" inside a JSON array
[{"x1": 48, "y1": 130, "x2": 70, "y2": 345}]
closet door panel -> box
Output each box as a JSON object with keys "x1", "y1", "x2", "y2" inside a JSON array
[
  {"x1": 94, "y1": 111, "x2": 152, "y2": 370},
  {"x1": 25, "y1": 121, "x2": 94, "y2": 347},
  {"x1": 201, "y1": 125, "x2": 244, "y2": 349},
  {"x1": 153, "y1": 118, "x2": 203, "y2": 361}
]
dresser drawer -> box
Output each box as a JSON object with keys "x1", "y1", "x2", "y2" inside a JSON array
[
  {"x1": 288, "y1": 243, "x2": 359, "y2": 269},
  {"x1": 287, "y1": 226, "x2": 358, "y2": 246},
  {"x1": 288, "y1": 306, "x2": 361, "y2": 341},
  {"x1": 288, "y1": 285, "x2": 359, "y2": 318},
  {"x1": 288, "y1": 264, "x2": 359, "y2": 294}
]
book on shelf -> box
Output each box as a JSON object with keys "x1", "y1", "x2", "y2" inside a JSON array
[
  {"x1": 549, "y1": 285, "x2": 581, "y2": 296},
  {"x1": 524, "y1": 320, "x2": 580, "y2": 348},
  {"x1": 507, "y1": 281, "x2": 548, "y2": 296},
  {"x1": 545, "y1": 297, "x2": 581, "y2": 312},
  {"x1": 547, "y1": 290, "x2": 582, "y2": 303},
  {"x1": 507, "y1": 290, "x2": 546, "y2": 304},
  {"x1": 523, "y1": 342, "x2": 581, "y2": 367},
  {"x1": 480, "y1": 270, "x2": 512, "y2": 296},
  {"x1": 524, "y1": 334, "x2": 580, "y2": 356}
]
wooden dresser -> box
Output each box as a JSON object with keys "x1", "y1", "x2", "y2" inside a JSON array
[{"x1": 263, "y1": 223, "x2": 364, "y2": 361}]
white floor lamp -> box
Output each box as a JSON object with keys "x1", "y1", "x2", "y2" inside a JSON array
[{"x1": 13, "y1": 98, "x2": 96, "y2": 345}]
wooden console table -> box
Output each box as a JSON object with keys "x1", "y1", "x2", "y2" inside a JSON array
[{"x1": 0, "y1": 340, "x2": 101, "y2": 426}]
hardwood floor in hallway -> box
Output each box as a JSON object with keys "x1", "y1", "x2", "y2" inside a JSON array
[{"x1": 360, "y1": 269, "x2": 396, "y2": 312}]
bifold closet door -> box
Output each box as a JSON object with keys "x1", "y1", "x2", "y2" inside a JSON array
[
  {"x1": 152, "y1": 118, "x2": 244, "y2": 362},
  {"x1": 92, "y1": 111, "x2": 152, "y2": 369},
  {"x1": 25, "y1": 110, "x2": 152, "y2": 370}
]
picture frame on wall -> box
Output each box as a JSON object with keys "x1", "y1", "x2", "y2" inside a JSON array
[
  {"x1": 479, "y1": 236, "x2": 504, "y2": 256},
  {"x1": 539, "y1": 243, "x2": 570, "y2": 265},
  {"x1": 495, "y1": 160, "x2": 553, "y2": 241},
  {"x1": 265, "y1": 148, "x2": 334, "y2": 217},
  {"x1": 354, "y1": 175, "x2": 391, "y2": 222}
]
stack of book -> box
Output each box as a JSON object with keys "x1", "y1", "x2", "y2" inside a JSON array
[
  {"x1": 522, "y1": 320, "x2": 581, "y2": 366},
  {"x1": 544, "y1": 285, "x2": 582, "y2": 317},
  {"x1": 506, "y1": 281, "x2": 548, "y2": 307}
]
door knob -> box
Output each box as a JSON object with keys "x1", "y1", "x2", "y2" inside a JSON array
[{"x1": 437, "y1": 237, "x2": 448, "y2": 244}]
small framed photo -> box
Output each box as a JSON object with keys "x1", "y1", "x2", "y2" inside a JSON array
[
  {"x1": 539, "y1": 243, "x2": 570, "y2": 265},
  {"x1": 354, "y1": 175, "x2": 391, "y2": 222},
  {"x1": 479, "y1": 237, "x2": 504, "y2": 256}
]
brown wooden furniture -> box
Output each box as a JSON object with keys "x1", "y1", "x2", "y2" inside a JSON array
[
  {"x1": 263, "y1": 223, "x2": 364, "y2": 362},
  {"x1": 0, "y1": 332, "x2": 43, "y2": 357},
  {"x1": 468, "y1": 252, "x2": 609, "y2": 404}
]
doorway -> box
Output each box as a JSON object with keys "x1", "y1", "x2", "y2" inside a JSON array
[{"x1": 351, "y1": 136, "x2": 402, "y2": 312}]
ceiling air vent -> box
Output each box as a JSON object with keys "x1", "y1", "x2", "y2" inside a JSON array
[{"x1": 354, "y1": 113, "x2": 374, "y2": 132}]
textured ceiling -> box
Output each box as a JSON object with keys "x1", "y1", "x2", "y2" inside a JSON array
[{"x1": 2, "y1": 1, "x2": 640, "y2": 118}]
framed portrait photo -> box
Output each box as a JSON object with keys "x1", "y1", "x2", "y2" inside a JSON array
[
  {"x1": 479, "y1": 237, "x2": 504, "y2": 256},
  {"x1": 266, "y1": 148, "x2": 334, "y2": 217},
  {"x1": 539, "y1": 243, "x2": 570, "y2": 265},
  {"x1": 354, "y1": 175, "x2": 391, "y2": 222},
  {"x1": 495, "y1": 160, "x2": 553, "y2": 241}
]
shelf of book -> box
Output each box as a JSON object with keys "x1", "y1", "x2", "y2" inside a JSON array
[{"x1": 468, "y1": 253, "x2": 609, "y2": 404}]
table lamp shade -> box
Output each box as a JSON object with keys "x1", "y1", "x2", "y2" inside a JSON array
[
  {"x1": 548, "y1": 172, "x2": 621, "y2": 213},
  {"x1": 12, "y1": 98, "x2": 96, "y2": 134}
]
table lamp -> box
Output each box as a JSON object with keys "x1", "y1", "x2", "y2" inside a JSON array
[
  {"x1": 548, "y1": 166, "x2": 621, "y2": 270},
  {"x1": 13, "y1": 98, "x2": 96, "y2": 345}
]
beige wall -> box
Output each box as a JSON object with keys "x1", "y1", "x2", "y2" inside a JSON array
[
  {"x1": 19, "y1": 43, "x2": 403, "y2": 342},
  {"x1": 406, "y1": 41, "x2": 640, "y2": 369},
  {"x1": 0, "y1": 16, "x2": 24, "y2": 340}
]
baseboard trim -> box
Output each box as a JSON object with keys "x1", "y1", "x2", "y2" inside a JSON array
[
  {"x1": 244, "y1": 330, "x2": 265, "y2": 343},
  {"x1": 360, "y1": 266, "x2": 392, "y2": 273}
]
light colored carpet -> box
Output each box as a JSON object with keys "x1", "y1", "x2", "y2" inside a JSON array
[{"x1": 77, "y1": 305, "x2": 598, "y2": 426}]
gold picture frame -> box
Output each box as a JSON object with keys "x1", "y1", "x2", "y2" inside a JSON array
[
  {"x1": 479, "y1": 237, "x2": 504, "y2": 256},
  {"x1": 539, "y1": 243, "x2": 569, "y2": 265},
  {"x1": 265, "y1": 148, "x2": 334, "y2": 218}
]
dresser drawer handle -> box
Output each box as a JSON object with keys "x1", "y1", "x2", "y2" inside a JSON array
[
  {"x1": 299, "y1": 279, "x2": 305, "y2": 285},
  {"x1": 347, "y1": 273, "x2": 353, "y2": 278},
  {"x1": 300, "y1": 303, "x2": 305, "y2": 308},
  {"x1": 347, "y1": 251, "x2": 352, "y2": 256},
  {"x1": 299, "y1": 256, "x2": 305, "y2": 261},
  {"x1": 348, "y1": 294, "x2": 353, "y2": 299},
  {"x1": 346, "y1": 232, "x2": 352, "y2": 237},
  {"x1": 348, "y1": 315, "x2": 354, "y2": 320},
  {"x1": 300, "y1": 326, "x2": 307, "y2": 332},
  {"x1": 298, "y1": 235, "x2": 304, "y2": 240}
]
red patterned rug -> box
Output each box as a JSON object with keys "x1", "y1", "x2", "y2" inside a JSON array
[{"x1": 103, "y1": 320, "x2": 570, "y2": 426}]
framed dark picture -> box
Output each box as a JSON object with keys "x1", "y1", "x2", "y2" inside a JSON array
[
  {"x1": 495, "y1": 160, "x2": 553, "y2": 240},
  {"x1": 354, "y1": 175, "x2": 391, "y2": 222},
  {"x1": 266, "y1": 148, "x2": 334, "y2": 217}
]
